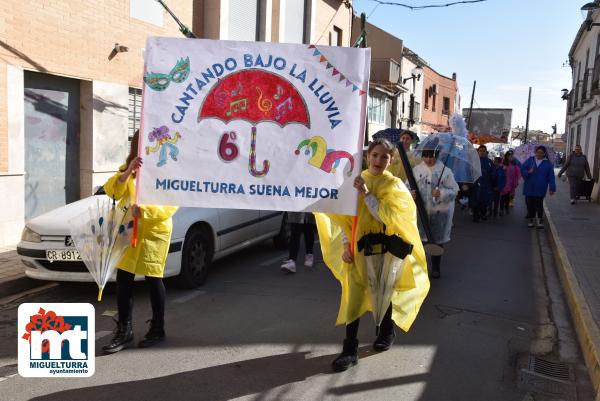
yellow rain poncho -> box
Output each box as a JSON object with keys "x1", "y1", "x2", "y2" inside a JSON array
[
  {"x1": 315, "y1": 170, "x2": 429, "y2": 332},
  {"x1": 104, "y1": 165, "x2": 178, "y2": 277},
  {"x1": 387, "y1": 147, "x2": 419, "y2": 182}
]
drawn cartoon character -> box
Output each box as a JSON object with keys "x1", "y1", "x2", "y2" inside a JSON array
[{"x1": 145, "y1": 126, "x2": 182, "y2": 167}]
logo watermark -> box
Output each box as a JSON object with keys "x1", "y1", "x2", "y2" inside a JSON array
[{"x1": 18, "y1": 303, "x2": 95, "y2": 377}]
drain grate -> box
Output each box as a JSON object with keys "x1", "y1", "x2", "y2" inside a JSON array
[
  {"x1": 518, "y1": 355, "x2": 577, "y2": 400},
  {"x1": 529, "y1": 356, "x2": 574, "y2": 381}
]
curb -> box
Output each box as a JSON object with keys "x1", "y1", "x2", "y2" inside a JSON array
[{"x1": 544, "y1": 202, "x2": 600, "y2": 401}]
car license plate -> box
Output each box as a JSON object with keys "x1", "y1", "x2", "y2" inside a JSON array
[{"x1": 46, "y1": 249, "x2": 81, "y2": 262}]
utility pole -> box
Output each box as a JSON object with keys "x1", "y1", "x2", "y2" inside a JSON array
[
  {"x1": 466, "y1": 80, "x2": 476, "y2": 130},
  {"x1": 524, "y1": 87, "x2": 532, "y2": 144}
]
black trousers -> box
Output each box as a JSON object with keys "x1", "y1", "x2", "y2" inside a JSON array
[
  {"x1": 345, "y1": 304, "x2": 393, "y2": 339},
  {"x1": 288, "y1": 223, "x2": 315, "y2": 260},
  {"x1": 491, "y1": 191, "x2": 501, "y2": 216},
  {"x1": 568, "y1": 176, "x2": 581, "y2": 200},
  {"x1": 500, "y1": 193, "x2": 511, "y2": 213},
  {"x1": 525, "y1": 196, "x2": 545, "y2": 219},
  {"x1": 117, "y1": 269, "x2": 166, "y2": 326}
]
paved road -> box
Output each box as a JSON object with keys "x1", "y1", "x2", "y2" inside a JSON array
[{"x1": 0, "y1": 199, "x2": 594, "y2": 400}]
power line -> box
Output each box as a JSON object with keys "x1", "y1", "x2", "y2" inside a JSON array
[{"x1": 368, "y1": 0, "x2": 488, "y2": 10}]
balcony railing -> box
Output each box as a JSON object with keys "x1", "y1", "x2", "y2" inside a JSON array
[{"x1": 370, "y1": 58, "x2": 401, "y2": 86}]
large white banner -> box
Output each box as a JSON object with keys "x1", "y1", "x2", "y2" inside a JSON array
[{"x1": 138, "y1": 37, "x2": 370, "y2": 215}]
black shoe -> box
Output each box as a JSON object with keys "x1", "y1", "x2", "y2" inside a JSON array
[
  {"x1": 332, "y1": 339, "x2": 358, "y2": 372},
  {"x1": 102, "y1": 320, "x2": 134, "y2": 354},
  {"x1": 373, "y1": 328, "x2": 396, "y2": 352},
  {"x1": 138, "y1": 319, "x2": 166, "y2": 348},
  {"x1": 430, "y1": 270, "x2": 440, "y2": 279}
]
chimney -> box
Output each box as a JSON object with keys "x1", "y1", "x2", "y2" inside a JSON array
[{"x1": 452, "y1": 72, "x2": 457, "y2": 80}]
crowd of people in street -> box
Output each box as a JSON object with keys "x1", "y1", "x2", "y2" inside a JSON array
[{"x1": 101, "y1": 124, "x2": 595, "y2": 375}]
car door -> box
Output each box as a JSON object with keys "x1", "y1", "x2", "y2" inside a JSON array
[
  {"x1": 257, "y1": 210, "x2": 284, "y2": 236},
  {"x1": 217, "y1": 208, "x2": 259, "y2": 249}
]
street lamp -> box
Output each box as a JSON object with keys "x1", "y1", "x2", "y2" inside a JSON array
[
  {"x1": 561, "y1": 88, "x2": 569, "y2": 100},
  {"x1": 402, "y1": 66, "x2": 424, "y2": 127},
  {"x1": 402, "y1": 66, "x2": 424, "y2": 85}
]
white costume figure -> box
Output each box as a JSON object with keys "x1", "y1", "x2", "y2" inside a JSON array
[{"x1": 410, "y1": 160, "x2": 459, "y2": 244}]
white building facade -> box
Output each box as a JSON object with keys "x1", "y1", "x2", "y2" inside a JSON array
[{"x1": 567, "y1": 5, "x2": 600, "y2": 200}]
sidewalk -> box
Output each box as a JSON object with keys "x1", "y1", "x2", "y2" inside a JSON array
[
  {"x1": 0, "y1": 245, "x2": 40, "y2": 299},
  {"x1": 545, "y1": 176, "x2": 600, "y2": 399}
]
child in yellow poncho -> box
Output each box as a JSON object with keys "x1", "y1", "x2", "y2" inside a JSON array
[
  {"x1": 314, "y1": 138, "x2": 430, "y2": 372},
  {"x1": 102, "y1": 130, "x2": 178, "y2": 355}
]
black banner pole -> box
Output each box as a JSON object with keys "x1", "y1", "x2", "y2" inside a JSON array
[{"x1": 397, "y1": 145, "x2": 444, "y2": 256}]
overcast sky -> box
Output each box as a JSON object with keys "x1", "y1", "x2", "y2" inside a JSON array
[{"x1": 351, "y1": 0, "x2": 584, "y2": 134}]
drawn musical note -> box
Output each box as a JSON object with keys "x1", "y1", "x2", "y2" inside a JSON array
[
  {"x1": 275, "y1": 97, "x2": 293, "y2": 121},
  {"x1": 215, "y1": 80, "x2": 228, "y2": 107},
  {"x1": 256, "y1": 87, "x2": 273, "y2": 114},
  {"x1": 231, "y1": 82, "x2": 243, "y2": 96},
  {"x1": 273, "y1": 85, "x2": 283, "y2": 100},
  {"x1": 226, "y1": 98, "x2": 247, "y2": 116}
]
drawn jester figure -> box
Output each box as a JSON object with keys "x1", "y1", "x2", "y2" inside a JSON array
[{"x1": 145, "y1": 125, "x2": 182, "y2": 167}]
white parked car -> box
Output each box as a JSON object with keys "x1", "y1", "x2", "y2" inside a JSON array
[{"x1": 17, "y1": 187, "x2": 289, "y2": 288}]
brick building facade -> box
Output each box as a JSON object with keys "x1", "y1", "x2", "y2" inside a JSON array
[
  {"x1": 0, "y1": 0, "x2": 352, "y2": 246},
  {"x1": 420, "y1": 65, "x2": 458, "y2": 134}
]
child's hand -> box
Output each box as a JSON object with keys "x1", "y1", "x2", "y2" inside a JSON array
[
  {"x1": 432, "y1": 188, "x2": 441, "y2": 198},
  {"x1": 353, "y1": 176, "x2": 368, "y2": 195},
  {"x1": 128, "y1": 157, "x2": 143, "y2": 174},
  {"x1": 342, "y1": 249, "x2": 354, "y2": 263},
  {"x1": 131, "y1": 205, "x2": 141, "y2": 218}
]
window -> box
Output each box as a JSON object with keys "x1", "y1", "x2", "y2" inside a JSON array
[
  {"x1": 442, "y1": 97, "x2": 450, "y2": 115},
  {"x1": 128, "y1": 88, "x2": 142, "y2": 142},
  {"x1": 414, "y1": 101, "x2": 421, "y2": 123},
  {"x1": 329, "y1": 26, "x2": 343, "y2": 46},
  {"x1": 424, "y1": 89, "x2": 429, "y2": 109},
  {"x1": 228, "y1": 0, "x2": 260, "y2": 41},
  {"x1": 432, "y1": 93, "x2": 436, "y2": 112},
  {"x1": 282, "y1": 0, "x2": 307, "y2": 44},
  {"x1": 130, "y1": 0, "x2": 163, "y2": 27},
  {"x1": 368, "y1": 91, "x2": 386, "y2": 124},
  {"x1": 576, "y1": 123, "x2": 582, "y2": 145},
  {"x1": 585, "y1": 117, "x2": 592, "y2": 152}
]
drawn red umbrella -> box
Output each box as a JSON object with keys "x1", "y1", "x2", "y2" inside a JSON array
[{"x1": 198, "y1": 69, "x2": 310, "y2": 176}]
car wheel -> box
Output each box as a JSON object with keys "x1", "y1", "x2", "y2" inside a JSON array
[
  {"x1": 177, "y1": 226, "x2": 213, "y2": 288},
  {"x1": 273, "y1": 212, "x2": 290, "y2": 250}
]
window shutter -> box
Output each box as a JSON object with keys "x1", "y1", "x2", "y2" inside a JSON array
[
  {"x1": 228, "y1": 0, "x2": 258, "y2": 41},
  {"x1": 128, "y1": 88, "x2": 142, "y2": 142},
  {"x1": 282, "y1": 0, "x2": 305, "y2": 44}
]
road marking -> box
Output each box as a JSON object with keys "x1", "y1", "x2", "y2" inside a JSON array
[
  {"x1": 101, "y1": 310, "x2": 117, "y2": 317},
  {"x1": 96, "y1": 330, "x2": 112, "y2": 341},
  {"x1": 0, "y1": 283, "x2": 58, "y2": 307},
  {"x1": 260, "y1": 253, "x2": 287, "y2": 266},
  {"x1": 172, "y1": 290, "x2": 206, "y2": 304}
]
